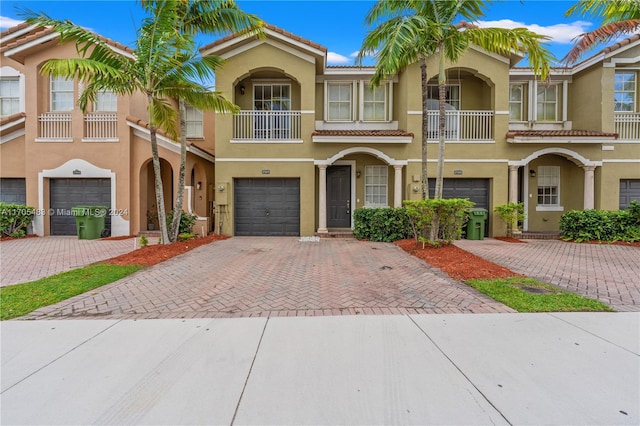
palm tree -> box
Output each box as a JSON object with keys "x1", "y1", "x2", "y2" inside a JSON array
[
  {"x1": 140, "y1": 0, "x2": 263, "y2": 242},
  {"x1": 564, "y1": 0, "x2": 640, "y2": 64},
  {"x1": 23, "y1": 1, "x2": 241, "y2": 243},
  {"x1": 359, "y1": 0, "x2": 553, "y2": 200}
]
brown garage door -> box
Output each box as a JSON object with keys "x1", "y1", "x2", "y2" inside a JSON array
[
  {"x1": 234, "y1": 178, "x2": 300, "y2": 236},
  {"x1": 50, "y1": 178, "x2": 111, "y2": 236}
]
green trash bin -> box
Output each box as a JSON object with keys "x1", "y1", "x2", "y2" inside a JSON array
[
  {"x1": 466, "y1": 208, "x2": 487, "y2": 240},
  {"x1": 72, "y1": 206, "x2": 108, "y2": 240}
]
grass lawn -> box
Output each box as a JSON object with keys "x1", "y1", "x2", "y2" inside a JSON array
[
  {"x1": 467, "y1": 277, "x2": 614, "y2": 313},
  {"x1": 0, "y1": 263, "x2": 143, "y2": 320}
]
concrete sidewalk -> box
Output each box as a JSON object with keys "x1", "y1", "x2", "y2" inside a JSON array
[{"x1": 2, "y1": 313, "x2": 638, "y2": 425}]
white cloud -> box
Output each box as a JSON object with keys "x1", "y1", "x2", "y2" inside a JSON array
[
  {"x1": 326, "y1": 51, "x2": 351, "y2": 65},
  {"x1": 0, "y1": 16, "x2": 24, "y2": 29},
  {"x1": 474, "y1": 19, "x2": 593, "y2": 44}
]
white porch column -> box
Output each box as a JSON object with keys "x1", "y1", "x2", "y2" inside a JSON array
[
  {"x1": 393, "y1": 165, "x2": 403, "y2": 207},
  {"x1": 583, "y1": 165, "x2": 596, "y2": 210},
  {"x1": 508, "y1": 165, "x2": 519, "y2": 204},
  {"x1": 317, "y1": 165, "x2": 328, "y2": 233}
]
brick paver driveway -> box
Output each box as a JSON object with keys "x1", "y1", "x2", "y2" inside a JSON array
[
  {"x1": 1, "y1": 237, "x2": 138, "y2": 287},
  {"x1": 456, "y1": 239, "x2": 640, "y2": 312},
  {"x1": 24, "y1": 237, "x2": 513, "y2": 319}
]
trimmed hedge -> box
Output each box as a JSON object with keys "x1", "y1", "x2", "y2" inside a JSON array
[
  {"x1": 0, "y1": 203, "x2": 35, "y2": 238},
  {"x1": 353, "y1": 207, "x2": 411, "y2": 242},
  {"x1": 559, "y1": 201, "x2": 640, "y2": 242},
  {"x1": 404, "y1": 198, "x2": 474, "y2": 244}
]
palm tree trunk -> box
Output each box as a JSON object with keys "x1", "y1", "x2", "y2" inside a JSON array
[
  {"x1": 170, "y1": 99, "x2": 188, "y2": 243},
  {"x1": 149, "y1": 127, "x2": 170, "y2": 244},
  {"x1": 420, "y1": 56, "x2": 429, "y2": 201},
  {"x1": 435, "y1": 44, "x2": 446, "y2": 200}
]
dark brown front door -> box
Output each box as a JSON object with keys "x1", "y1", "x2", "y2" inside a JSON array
[{"x1": 327, "y1": 166, "x2": 351, "y2": 228}]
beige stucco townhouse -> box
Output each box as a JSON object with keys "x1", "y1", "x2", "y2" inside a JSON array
[
  {"x1": 205, "y1": 24, "x2": 639, "y2": 237},
  {"x1": 0, "y1": 23, "x2": 216, "y2": 237}
]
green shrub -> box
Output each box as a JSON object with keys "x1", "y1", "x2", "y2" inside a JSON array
[
  {"x1": 494, "y1": 202, "x2": 525, "y2": 235},
  {"x1": 353, "y1": 207, "x2": 411, "y2": 242},
  {"x1": 559, "y1": 206, "x2": 640, "y2": 242},
  {"x1": 0, "y1": 203, "x2": 35, "y2": 238},
  {"x1": 167, "y1": 210, "x2": 197, "y2": 234},
  {"x1": 404, "y1": 198, "x2": 474, "y2": 245}
]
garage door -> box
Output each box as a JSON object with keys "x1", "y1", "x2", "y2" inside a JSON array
[
  {"x1": 429, "y1": 178, "x2": 490, "y2": 209},
  {"x1": 620, "y1": 179, "x2": 640, "y2": 209},
  {"x1": 234, "y1": 178, "x2": 300, "y2": 236},
  {"x1": 429, "y1": 178, "x2": 490, "y2": 233},
  {"x1": 50, "y1": 178, "x2": 111, "y2": 236},
  {"x1": 0, "y1": 178, "x2": 26, "y2": 204}
]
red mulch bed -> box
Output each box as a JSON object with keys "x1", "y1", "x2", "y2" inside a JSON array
[
  {"x1": 101, "y1": 235, "x2": 136, "y2": 241},
  {"x1": 395, "y1": 239, "x2": 520, "y2": 281},
  {"x1": 494, "y1": 236, "x2": 527, "y2": 243},
  {"x1": 104, "y1": 234, "x2": 228, "y2": 267}
]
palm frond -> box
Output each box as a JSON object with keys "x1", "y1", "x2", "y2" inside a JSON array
[
  {"x1": 563, "y1": 19, "x2": 640, "y2": 64},
  {"x1": 566, "y1": 0, "x2": 640, "y2": 24}
]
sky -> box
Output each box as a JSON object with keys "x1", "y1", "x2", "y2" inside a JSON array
[{"x1": 0, "y1": 0, "x2": 606, "y2": 66}]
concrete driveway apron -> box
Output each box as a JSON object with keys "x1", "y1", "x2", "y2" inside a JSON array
[{"x1": 23, "y1": 237, "x2": 513, "y2": 319}]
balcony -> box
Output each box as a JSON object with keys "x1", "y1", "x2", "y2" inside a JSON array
[
  {"x1": 233, "y1": 110, "x2": 302, "y2": 142},
  {"x1": 426, "y1": 110, "x2": 494, "y2": 142},
  {"x1": 83, "y1": 112, "x2": 118, "y2": 141},
  {"x1": 37, "y1": 112, "x2": 72, "y2": 142},
  {"x1": 614, "y1": 112, "x2": 640, "y2": 141}
]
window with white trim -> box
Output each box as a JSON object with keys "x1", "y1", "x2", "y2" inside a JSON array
[
  {"x1": 0, "y1": 78, "x2": 20, "y2": 116},
  {"x1": 536, "y1": 84, "x2": 557, "y2": 121},
  {"x1": 95, "y1": 90, "x2": 117, "y2": 111},
  {"x1": 327, "y1": 82, "x2": 352, "y2": 121},
  {"x1": 614, "y1": 72, "x2": 636, "y2": 112},
  {"x1": 185, "y1": 104, "x2": 203, "y2": 138},
  {"x1": 364, "y1": 165, "x2": 388, "y2": 207},
  {"x1": 537, "y1": 166, "x2": 560, "y2": 206},
  {"x1": 50, "y1": 76, "x2": 74, "y2": 111},
  {"x1": 363, "y1": 84, "x2": 386, "y2": 121},
  {"x1": 509, "y1": 84, "x2": 523, "y2": 121}
]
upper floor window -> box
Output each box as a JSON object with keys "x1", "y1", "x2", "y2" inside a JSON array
[
  {"x1": 363, "y1": 84, "x2": 387, "y2": 121},
  {"x1": 364, "y1": 165, "x2": 388, "y2": 207},
  {"x1": 327, "y1": 83, "x2": 352, "y2": 121},
  {"x1": 536, "y1": 85, "x2": 557, "y2": 121},
  {"x1": 50, "y1": 76, "x2": 74, "y2": 111},
  {"x1": 537, "y1": 166, "x2": 560, "y2": 206},
  {"x1": 0, "y1": 77, "x2": 19, "y2": 117},
  {"x1": 254, "y1": 84, "x2": 290, "y2": 111},
  {"x1": 185, "y1": 104, "x2": 203, "y2": 138},
  {"x1": 95, "y1": 90, "x2": 117, "y2": 111},
  {"x1": 427, "y1": 84, "x2": 460, "y2": 109},
  {"x1": 614, "y1": 72, "x2": 636, "y2": 112},
  {"x1": 509, "y1": 84, "x2": 524, "y2": 121}
]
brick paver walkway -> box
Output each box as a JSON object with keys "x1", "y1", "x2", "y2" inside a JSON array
[
  {"x1": 0, "y1": 237, "x2": 138, "y2": 287},
  {"x1": 455, "y1": 239, "x2": 640, "y2": 312},
  {"x1": 23, "y1": 237, "x2": 514, "y2": 319}
]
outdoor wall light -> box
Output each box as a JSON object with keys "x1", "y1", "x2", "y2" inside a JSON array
[
  {"x1": 218, "y1": 184, "x2": 226, "y2": 191},
  {"x1": 240, "y1": 85, "x2": 245, "y2": 95},
  {"x1": 356, "y1": 170, "x2": 361, "y2": 178},
  {"x1": 412, "y1": 186, "x2": 420, "y2": 193},
  {"x1": 196, "y1": 181, "x2": 202, "y2": 190},
  {"x1": 530, "y1": 169, "x2": 536, "y2": 178}
]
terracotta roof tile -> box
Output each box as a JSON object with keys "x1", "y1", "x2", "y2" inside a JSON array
[
  {"x1": 603, "y1": 34, "x2": 640, "y2": 54},
  {"x1": 506, "y1": 129, "x2": 617, "y2": 138},
  {"x1": 0, "y1": 22, "x2": 32, "y2": 38},
  {"x1": 201, "y1": 23, "x2": 326, "y2": 53},
  {"x1": 312, "y1": 129, "x2": 413, "y2": 137}
]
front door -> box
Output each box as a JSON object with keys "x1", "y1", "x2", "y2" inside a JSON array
[{"x1": 327, "y1": 166, "x2": 351, "y2": 228}]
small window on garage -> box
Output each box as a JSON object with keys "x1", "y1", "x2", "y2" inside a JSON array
[
  {"x1": 365, "y1": 165, "x2": 388, "y2": 207},
  {"x1": 536, "y1": 166, "x2": 562, "y2": 210}
]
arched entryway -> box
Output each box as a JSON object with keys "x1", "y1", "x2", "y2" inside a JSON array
[
  {"x1": 315, "y1": 147, "x2": 407, "y2": 233},
  {"x1": 140, "y1": 158, "x2": 173, "y2": 231}
]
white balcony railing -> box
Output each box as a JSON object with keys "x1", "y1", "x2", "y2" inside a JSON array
[
  {"x1": 426, "y1": 110, "x2": 494, "y2": 141},
  {"x1": 84, "y1": 112, "x2": 118, "y2": 141},
  {"x1": 614, "y1": 112, "x2": 640, "y2": 141},
  {"x1": 233, "y1": 110, "x2": 301, "y2": 141},
  {"x1": 38, "y1": 112, "x2": 72, "y2": 141}
]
